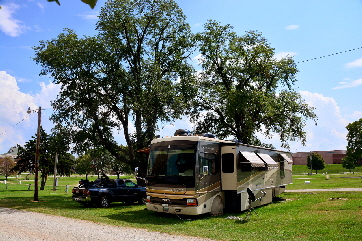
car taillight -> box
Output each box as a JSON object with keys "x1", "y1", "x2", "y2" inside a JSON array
[
  {"x1": 86, "y1": 190, "x2": 91, "y2": 196},
  {"x1": 186, "y1": 199, "x2": 197, "y2": 206},
  {"x1": 146, "y1": 195, "x2": 151, "y2": 202},
  {"x1": 72, "y1": 189, "x2": 75, "y2": 193}
]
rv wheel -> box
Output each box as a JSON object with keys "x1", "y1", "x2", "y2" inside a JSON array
[{"x1": 210, "y1": 196, "x2": 223, "y2": 216}]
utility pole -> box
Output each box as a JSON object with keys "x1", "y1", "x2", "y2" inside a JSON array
[
  {"x1": 34, "y1": 107, "x2": 41, "y2": 201},
  {"x1": 28, "y1": 106, "x2": 42, "y2": 201}
]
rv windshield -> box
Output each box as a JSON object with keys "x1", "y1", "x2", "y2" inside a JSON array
[{"x1": 148, "y1": 141, "x2": 197, "y2": 177}]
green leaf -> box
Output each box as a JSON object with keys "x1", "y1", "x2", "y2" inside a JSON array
[{"x1": 47, "y1": 0, "x2": 98, "y2": 9}]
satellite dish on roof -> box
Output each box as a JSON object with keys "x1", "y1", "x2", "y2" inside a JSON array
[{"x1": 174, "y1": 129, "x2": 190, "y2": 136}]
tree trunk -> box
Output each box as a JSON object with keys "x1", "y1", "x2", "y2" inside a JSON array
[{"x1": 40, "y1": 173, "x2": 48, "y2": 190}]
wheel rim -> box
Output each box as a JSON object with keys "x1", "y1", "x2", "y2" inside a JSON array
[{"x1": 101, "y1": 197, "x2": 109, "y2": 207}]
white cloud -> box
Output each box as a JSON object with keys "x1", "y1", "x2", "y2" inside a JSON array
[
  {"x1": 193, "y1": 23, "x2": 203, "y2": 28},
  {"x1": 33, "y1": 25, "x2": 43, "y2": 32},
  {"x1": 34, "y1": 81, "x2": 61, "y2": 108},
  {"x1": 77, "y1": 11, "x2": 99, "y2": 20},
  {"x1": 0, "y1": 71, "x2": 35, "y2": 152},
  {"x1": 333, "y1": 79, "x2": 362, "y2": 89},
  {"x1": 0, "y1": 71, "x2": 35, "y2": 125},
  {"x1": 345, "y1": 58, "x2": 362, "y2": 68},
  {"x1": 291, "y1": 91, "x2": 348, "y2": 151},
  {"x1": 274, "y1": 52, "x2": 297, "y2": 60},
  {"x1": 192, "y1": 54, "x2": 204, "y2": 65},
  {"x1": 285, "y1": 25, "x2": 300, "y2": 30},
  {"x1": 257, "y1": 91, "x2": 349, "y2": 152},
  {"x1": 0, "y1": 3, "x2": 28, "y2": 37},
  {"x1": 347, "y1": 111, "x2": 362, "y2": 121},
  {"x1": 0, "y1": 72, "x2": 59, "y2": 153},
  {"x1": 37, "y1": 2, "x2": 45, "y2": 11}
]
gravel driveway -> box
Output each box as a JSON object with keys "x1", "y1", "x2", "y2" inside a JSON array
[{"x1": 0, "y1": 207, "x2": 213, "y2": 241}]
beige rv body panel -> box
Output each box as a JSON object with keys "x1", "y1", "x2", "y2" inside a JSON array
[{"x1": 146, "y1": 136, "x2": 292, "y2": 215}]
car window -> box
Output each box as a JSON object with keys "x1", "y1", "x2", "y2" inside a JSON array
[{"x1": 125, "y1": 181, "x2": 136, "y2": 187}]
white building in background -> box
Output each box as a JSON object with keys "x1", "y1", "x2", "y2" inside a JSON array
[{"x1": 0, "y1": 146, "x2": 19, "y2": 159}]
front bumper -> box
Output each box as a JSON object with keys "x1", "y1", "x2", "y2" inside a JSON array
[{"x1": 146, "y1": 202, "x2": 200, "y2": 215}]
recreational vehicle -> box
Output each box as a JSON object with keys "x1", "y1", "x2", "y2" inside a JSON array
[{"x1": 145, "y1": 130, "x2": 292, "y2": 216}]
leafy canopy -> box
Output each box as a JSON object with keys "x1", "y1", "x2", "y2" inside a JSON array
[
  {"x1": 33, "y1": 0, "x2": 196, "y2": 175},
  {"x1": 13, "y1": 128, "x2": 74, "y2": 189},
  {"x1": 191, "y1": 20, "x2": 317, "y2": 148},
  {"x1": 345, "y1": 118, "x2": 362, "y2": 165},
  {"x1": 0, "y1": 156, "x2": 16, "y2": 180},
  {"x1": 307, "y1": 153, "x2": 325, "y2": 174},
  {"x1": 47, "y1": 0, "x2": 98, "y2": 9}
]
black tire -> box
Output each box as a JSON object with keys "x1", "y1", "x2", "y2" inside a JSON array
[
  {"x1": 98, "y1": 196, "x2": 110, "y2": 208},
  {"x1": 210, "y1": 196, "x2": 224, "y2": 216},
  {"x1": 81, "y1": 202, "x2": 93, "y2": 207},
  {"x1": 138, "y1": 197, "x2": 146, "y2": 204},
  {"x1": 125, "y1": 200, "x2": 134, "y2": 205}
]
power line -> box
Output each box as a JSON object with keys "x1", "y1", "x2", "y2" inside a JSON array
[
  {"x1": 297, "y1": 46, "x2": 362, "y2": 64},
  {"x1": 0, "y1": 108, "x2": 48, "y2": 136}
]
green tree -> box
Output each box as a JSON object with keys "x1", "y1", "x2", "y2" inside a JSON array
[
  {"x1": 86, "y1": 148, "x2": 114, "y2": 177},
  {"x1": 307, "y1": 153, "x2": 325, "y2": 174},
  {"x1": 75, "y1": 147, "x2": 131, "y2": 179},
  {"x1": 345, "y1": 118, "x2": 362, "y2": 166},
  {"x1": 75, "y1": 154, "x2": 95, "y2": 180},
  {"x1": 110, "y1": 145, "x2": 132, "y2": 178},
  {"x1": 33, "y1": 0, "x2": 195, "y2": 177},
  {"x1": 341, "y1": 156, "x2": 356, "y2": 173},
  {"x1": 191, "y1": 21, "x2": 317, "y2": 148},
  {"x1": 0, "y1": 156, "x2": 16, "y2": 180},
  {"x1": 13, "y1": 128, "x2": 74, "y2": 190}
]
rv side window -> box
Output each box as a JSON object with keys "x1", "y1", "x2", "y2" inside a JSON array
[{"x1": 222, "y1": 153, "x2": 234, "y2": 173}]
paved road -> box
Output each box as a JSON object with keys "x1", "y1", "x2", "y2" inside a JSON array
[{"x1": 0, "y1": 207, "x2": 213, "y2": 241}]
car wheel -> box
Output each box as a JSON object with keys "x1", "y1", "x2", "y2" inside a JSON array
[{"x1": 98, "y1": 196, "x2": 110, "y2": 208}]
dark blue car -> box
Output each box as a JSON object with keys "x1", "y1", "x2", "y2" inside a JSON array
[{"x1": 72, "y1": 178, "x2": 146, "y2": 208}]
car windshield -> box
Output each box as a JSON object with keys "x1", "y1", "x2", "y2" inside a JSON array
[{"x1": 148, "y1": 141, "x2": 197, "y2": 177}]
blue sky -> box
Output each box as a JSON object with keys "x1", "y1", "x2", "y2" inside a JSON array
[{"x1": 1, "y1": 0, "x2": 362, "y2": 154}]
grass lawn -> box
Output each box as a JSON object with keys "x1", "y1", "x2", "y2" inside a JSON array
[{"x1": 1, "y1": 167, "x2": 362, "y2": 240}]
